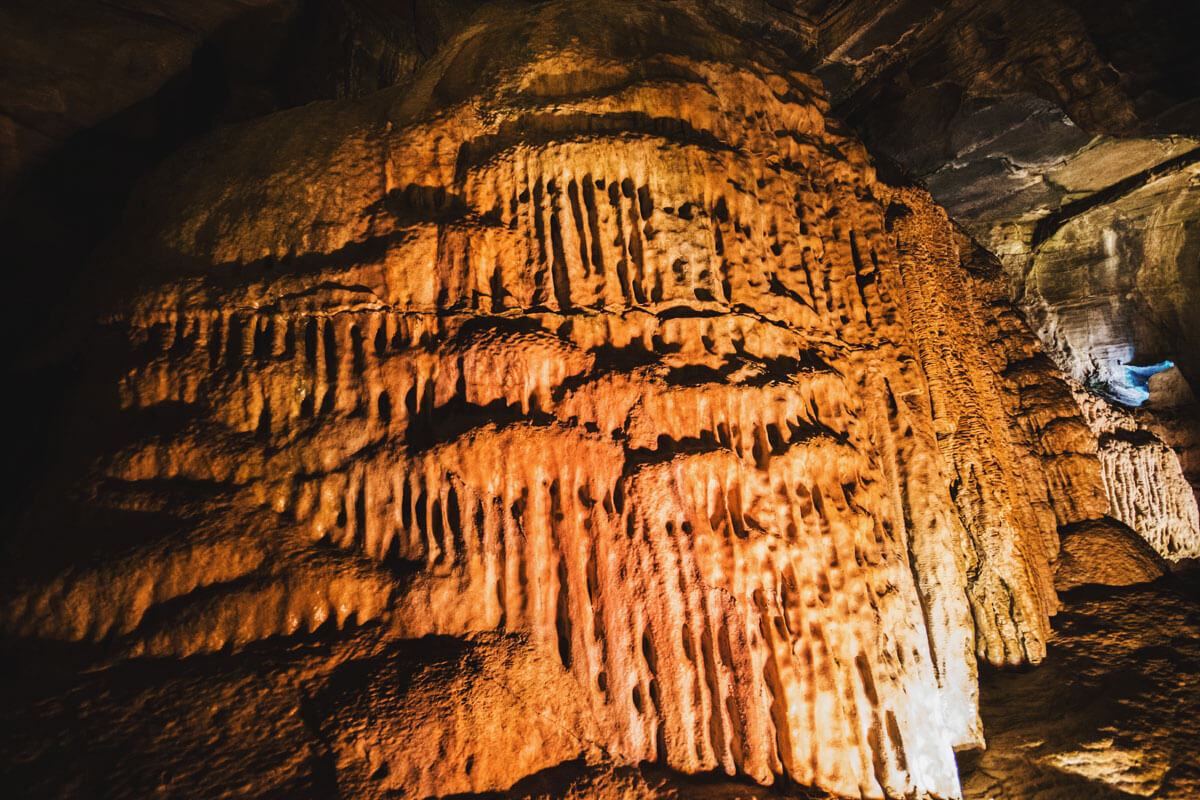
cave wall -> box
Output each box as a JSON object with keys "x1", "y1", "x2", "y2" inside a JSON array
[
  {"x1": 785, "y1": 0, "x2": 1200, "y2": 559},
  {"x1": 1, "y1": 2, "x2": 1198, "y2": 799}
]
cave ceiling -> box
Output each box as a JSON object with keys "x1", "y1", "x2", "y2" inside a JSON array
[{"x1": 1, "y1": 2, "x2": 1198, "y2": 799}]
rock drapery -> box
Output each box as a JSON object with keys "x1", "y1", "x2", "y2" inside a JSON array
[
  {"x1": 792, "y1": 0, "x2": 1200, "y2": 537},
  {"x1": 0, "y1": 1, "x2": 1190, "y2": 799},
  {"x1": 1070, "y1": 384, "x2": 1200, "y2": 562}
]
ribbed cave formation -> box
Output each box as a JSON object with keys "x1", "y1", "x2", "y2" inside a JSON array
[{"x1": 2, "y1": 2, "x2": 1198, "y2": 800}]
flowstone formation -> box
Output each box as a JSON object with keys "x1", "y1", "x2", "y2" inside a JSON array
[
  {"x1": 785, "y1": 0, "x2": 1200, "y2": 552},
  {"x1": 1070, "y1": 384, "x2": 1200, "y2": 562},
  {"x1": 0, "y1": 1, "x2": 1124, "y2": 798}
]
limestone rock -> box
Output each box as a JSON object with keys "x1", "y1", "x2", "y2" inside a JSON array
[
  {"x1": 796, "y1": 1, "x2": 1200, "y2": 507},
  {"x1": 1070, "y1": 384, "x2": 1200, "y2": 561},
  {"x1": 952, "y1": 232, "x2": 1108, "y2": 533},
  {"x1": 0, "y1": 1, "x2": 1143, "y2": 798},
  {"x1": 0, "y1": 633, "x2": 341, "y2": 799},
  {"x1": 1026, "y1": 160, "x2": 1200, "y2": 408},
  {"x1": 960, "y1": 581, "x2": 1200, "y2": 800},
  {"x1": 815, "y1": 0, "x2": 1199, "y2": 140},
  {"x1": 437, "y1": 761, "x2": 841, "y2": 799},
  {"x1": 882, "y1": 189, "x2": 1112, "y2": 666},
  {"x1": 0, "y1": 623, "x2": 833, "y2": 800},
  {"x1": 316, "y1": 634, "x2": 607, "y2": 798},
  {"x1": 1054, "y1": 519, "x2": 1167, "y2": 591}
]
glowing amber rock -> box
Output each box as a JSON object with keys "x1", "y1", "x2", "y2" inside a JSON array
[{"x1": 0, "y1": 1, "x2": 1117, "y2": 797}]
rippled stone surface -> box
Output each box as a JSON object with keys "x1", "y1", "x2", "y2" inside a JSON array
[{"x1": 0, "y1": 1, "x2": 1178, "y2": 799}]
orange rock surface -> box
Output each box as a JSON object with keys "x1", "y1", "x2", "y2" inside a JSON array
[
  {"x1": 1054, "y1": 519, "x2": 1166, "y2": 592},
  {"x1": 0, "y1": 1, "x2": 1129, "y2": 798}
]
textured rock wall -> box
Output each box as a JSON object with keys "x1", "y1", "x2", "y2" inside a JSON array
[
  {"x1": 881, "y1": 189, "x2": 1108, "y2": 665},
  {"x1": 1023, "y1": 161, "x2": 1200, "y2": 403},
  {"x1": 0, "y1": 1, "x2": 1130, "y2": 798},
  {"x1": 790, "y1": 0, "x2": 1200, "y2": 547},
  {"x1": 1070, "y1": 386, "x2": 1200, "y2": 561}
]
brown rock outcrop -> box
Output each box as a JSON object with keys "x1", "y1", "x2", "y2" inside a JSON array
[
  {"x1": 0, "y1": 1, "x2": 1135, "y2": 798},
  {"x1": 950, "y1": 233, "x2": 1110, "y2": 535},
  {"x1": 1070, "y1": 384, "x2": 1200, "y2": 561},
  {"x1": 881, "y1": 189, "x2": 1108, "y2": 667},
  {"x1": 1054, "y1": 519, "x2": 1167, "y2": 591},
  {"x1": 960, "y1": 580, "x2": 1200, "y2": 800},
  {"x1": 795, "y1": 1, "x2": 1200, "y2": 514},
  {"x1": 317, "y1": 634, "x2": 608, "y2": 799},
  {"x1": 1025, "y1": 159, "x2": 1200, "y2": 407}
]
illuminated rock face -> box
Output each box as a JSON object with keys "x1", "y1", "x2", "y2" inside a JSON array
[
  {"x1": 1070, "y1": 385, "x2": 1200, "y2": 561},
  {"x1": 0, "y1": 1, "x2": 1121, "y2": 797},
  {"x1": 803, "y1": 0, "x2": 1200, "y2": 560}
]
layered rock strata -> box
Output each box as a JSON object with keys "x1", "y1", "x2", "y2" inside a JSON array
[{"x1": 0, "y1": 1, "x2": 1124, "y2": 797}]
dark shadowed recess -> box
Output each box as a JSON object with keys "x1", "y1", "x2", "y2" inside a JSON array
[
  {"x1": 0, "y1": 0, "x2": 486, "y2": 527},
  {"x1": 1059, "y1": 0, "x2": 1200, "y2": 131}
]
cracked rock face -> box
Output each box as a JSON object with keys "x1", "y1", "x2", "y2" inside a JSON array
[{"x1": 0, "y1": 1, "x2": 1167, "y2": 798}]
